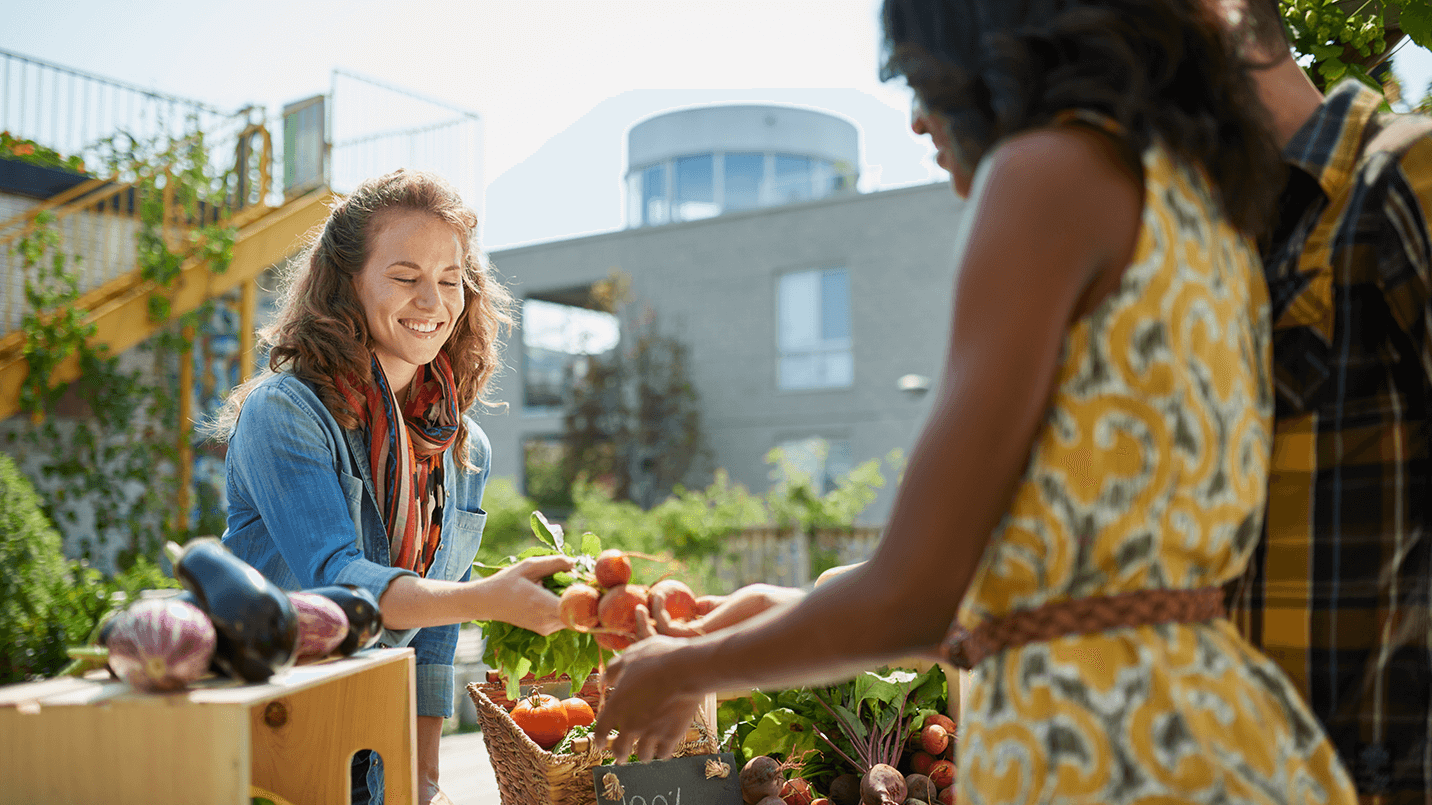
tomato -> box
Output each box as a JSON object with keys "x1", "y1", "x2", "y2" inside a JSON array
[
  {"x1": 510, "y1": 692, "x2": 569, "y2": 749},
  {"x1": 561, "y1": 696, "x2": 596, "y2": 729}
]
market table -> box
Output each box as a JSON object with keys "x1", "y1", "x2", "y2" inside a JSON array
[{"x1": 0, "y1": 647, "x2": 417, "y2": 805}]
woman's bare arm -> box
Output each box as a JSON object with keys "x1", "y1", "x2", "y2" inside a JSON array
[{"x1": 594, "y1": 125, "x2": 1143, "y2": 761}]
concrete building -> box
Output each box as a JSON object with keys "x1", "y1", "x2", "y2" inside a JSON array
[{"x1": 480, "y1": 104, "x2": 965, "y2": 524}]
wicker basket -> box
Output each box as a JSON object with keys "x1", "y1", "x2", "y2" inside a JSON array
[{"x1": 468, "y1": 679, "x2": 718, "y2": 805}]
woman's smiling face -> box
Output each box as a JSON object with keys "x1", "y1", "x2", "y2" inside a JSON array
[{"x1": 353, "y1": 208, "x2": 466, "y2": 394}]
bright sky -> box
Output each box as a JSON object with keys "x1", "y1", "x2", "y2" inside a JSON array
[
  {"x1": 0, "y1": 0, "x2": 939, "y2": 248},
  {"x1": 5, "y1": 1, "x2": 1432, "y2": 249}
]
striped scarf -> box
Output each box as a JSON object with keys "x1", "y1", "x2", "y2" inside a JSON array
[{"x1": 339, "y1": 353, "x2": 460, "y2": 575}]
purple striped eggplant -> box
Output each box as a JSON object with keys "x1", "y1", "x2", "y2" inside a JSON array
[
  {"x1": 304, "y1": 585, "x2": 384, "y2": 656},
  {"x1": 288, "y1": 592, "x2": 349, "y2": 662},
  {"x1": 106, "y1": 598, "x2": 217, "y2": 692}
]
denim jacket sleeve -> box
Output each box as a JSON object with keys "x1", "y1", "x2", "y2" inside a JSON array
[{"x1": 224, "y1": 377, "x2": 418, "y2": 619}]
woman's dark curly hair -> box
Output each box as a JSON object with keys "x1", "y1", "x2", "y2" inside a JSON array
[
  {"x1": 209, "y1": 169, "x2": 513, "y2": 468},
  {"x1": 881, "y1": 0, "x2": 1282, "y2": 238}
]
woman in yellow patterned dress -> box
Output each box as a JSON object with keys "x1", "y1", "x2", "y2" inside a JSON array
[{"x1": 591, "y1": 1, "x2": 1358, "y2": 802}]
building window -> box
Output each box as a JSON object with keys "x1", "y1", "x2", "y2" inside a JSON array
[
  {"x1": 775, "y1": 436, "x2": 854, "y2": 495},
  {"x1": 723, "y1": 152, "x2": 764, "y2": 212},
  {"x1": 522, "y1": 298, "x2": 620, "y2": 414},
  {"x1": 774, "y1": 154, "x2": 813, "y2": 203},
  {"x1": 642, "y1": 164, "x2": 668, "y2": 226},
  {"x1": 674, "y1": 154, "x2": 718, "y2": 221},
  {"x1": 778, "y1": 267, "x2": 852, "y2": 390}
]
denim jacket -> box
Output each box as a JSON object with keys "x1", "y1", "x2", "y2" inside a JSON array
[{"x1": 221, "y1": 371, "x2": 490, "y2": 719}]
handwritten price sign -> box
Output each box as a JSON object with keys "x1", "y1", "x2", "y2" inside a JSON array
[{"x1": 592, "y1": 752, "x2": 742, "y2": 805}]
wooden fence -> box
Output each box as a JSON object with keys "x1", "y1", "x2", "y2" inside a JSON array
[{"x1": 716, "y1": 526, "x2": 884, "y2": 590}]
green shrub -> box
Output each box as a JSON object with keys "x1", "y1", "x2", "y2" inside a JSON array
[
  {"x1": 0, "y1": 453, "x2": 179, "y2": 684},
  {"x1": 474, "y1": 477, "x2": 541, "y2": 566},
  {"x1": 0, "y1": 452, "x2": 83, "y2": 683}
]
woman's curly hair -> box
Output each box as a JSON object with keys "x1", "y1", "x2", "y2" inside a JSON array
[
  {"x1": 881, "y1": 0, "x2": 1283, "y2": 238},
  {"x1": 210, "y1": 169, "x2": 513, "y2": 468}
]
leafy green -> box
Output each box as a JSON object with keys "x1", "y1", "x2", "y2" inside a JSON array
[
  {"x1": 717, "y1": 665, "x2": 949, "y2": 785},
  {"x1": 472, "y1": 512, "x2": 608, "y2": 701}
]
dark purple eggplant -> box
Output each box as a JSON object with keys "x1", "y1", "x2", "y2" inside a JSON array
[
  {"x1": 304, "y1": 585, "x2": 384, "y2": 656},
  {"x1": 167, "y1": 538, "x2": 299, "y2": 682}
]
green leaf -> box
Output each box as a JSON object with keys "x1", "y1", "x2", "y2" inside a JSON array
[
  {"x1": 516, "y1": 546, "x2": 560, "y2": 560},
  {"x1": 742, "y1": 708, "x2": 809, "y2": 761},
  {"x1": 507, "y1": 656, "x2": 533, "y2": 700},
  {"x1": 829, "y1": 702, "x2": 869, "y2": 745},
  {"x1": 1402, "y1": 3, "x2": 1432, "y2": 48},
  {"x1": 752, "y1": 689, "x2": 775, "y2": 712},
  {"x1": 581, "y1": 531, "x2": 603, "y2": 557},
  {"x1": 471, "y1": 560, "x2": 505, "y2": 578},
  {"x1": 530, "y1": 511, "x2": 565, "y2": 552}
]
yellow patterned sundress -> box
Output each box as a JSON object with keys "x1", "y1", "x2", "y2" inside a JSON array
[{"x1": 953, "y1": 137, "x2": 1358, "y2": 804}]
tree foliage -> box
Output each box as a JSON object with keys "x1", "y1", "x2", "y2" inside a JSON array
[
  {"x1": 561, "y1": 308, "x2": 707, "y2": 510},
  {"x1": 1280, "y1": 0, "x2": 1432, "y2": 92}
]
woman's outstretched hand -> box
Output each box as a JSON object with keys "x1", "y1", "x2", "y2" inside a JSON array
[
  {"x1": 593, "y1": 605, "x2": 709, "y2": 763},
  {"x1": 651, "y1": 583, "x2": 804, "y2": 638},
  {"x1": 481, "y1": 554, "x2": 574, "y2": 635}
]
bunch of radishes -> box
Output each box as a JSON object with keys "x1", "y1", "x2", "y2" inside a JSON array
[
  {"x1": 557, "y1": 549, "x2": 700, "y2": 650},
  {"x1": 898, "y1": 712, "x2": 957, "y2": 804},
  {"x1": 739, "y1": 711, "x2": 958, "y2": 805}
]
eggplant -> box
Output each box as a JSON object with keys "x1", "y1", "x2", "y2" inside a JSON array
[
  {"x1": 288, "y1": 592, "x2": 349, "y2": 661},
  {"x1": 167, "y1": 538, "x2": 299, "y2": 682},
  {"x1": 303, "y1": 585, "x2": 384, "y2": 656},
  {"x1": 106, "y1": 598, "x2": 217, "y2": 692}
]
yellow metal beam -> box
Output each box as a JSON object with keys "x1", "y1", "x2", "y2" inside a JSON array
[{"x1": 0, "y1": 188, "x2": 336, "y2": 423}]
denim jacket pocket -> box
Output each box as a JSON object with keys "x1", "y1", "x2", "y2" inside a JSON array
[
  {"x1": 338, "y1": 471, "x2": 366, "y2": 552},
  {"x1": 436, "y1": 506, "x2": 487, "y2": 580}
]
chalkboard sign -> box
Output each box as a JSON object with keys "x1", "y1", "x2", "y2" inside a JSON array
[{"x1": 591, "y1": 752, "x2": 743, "y2": 805}]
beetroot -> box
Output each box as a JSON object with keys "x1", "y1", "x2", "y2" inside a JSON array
[
  {"x1": 740, "y1": 756, "x2": 783, "y2": 805},
  {"x1": 927, "y1": 760, "x2": 956, "y2": 791},
  {"x1": 910, "y1": 751, "x2": 936, "y2": 776},
  {"x1": 860, "y1": 764, "x2": 905, "y2": 805},
  {"x1": 781, "y1": 777, "x2": 814, "y2": 805},
  {"x1": 597, "y1": 583, "x2": 649, "y2": 635},
  {"x1": 920, "y1": 724, "x2": 950, "y2": 755},
  {"x1": 925, "y1": 713, "x2": 956, "y2": 733},
  {"x1": 827, "y1": 773, "x2": 861, "y2": 805},
  {"x1": 593, "y1": 549, "x2": 633, "y2": 588},
  {"x1": 289, "y1": 591, "x2": 349, "y2": 662},
  {"x1": 594, "y1": 631, "x2": 635, "y2": 652},
  {"x1": 559, "y1": 583, "x2": 601, "y2": 630},
  {"x1": 904, "y1": 773, "x2": 937, "y2": 803},
  {"x1": 649, "y1": 579, "x2": 698, "y2": 623},
  {"x1": 106, "y1": 598, "x2": 217, "y2": 692}
]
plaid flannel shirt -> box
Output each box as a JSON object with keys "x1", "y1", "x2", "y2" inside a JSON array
[{"x1": 1228, "y1": 80, "x2": 1432, "y2": 803}]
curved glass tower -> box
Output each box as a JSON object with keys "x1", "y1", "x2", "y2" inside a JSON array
[{"x1": 625, "y1": 104, "x2": 860, "y2": 228}]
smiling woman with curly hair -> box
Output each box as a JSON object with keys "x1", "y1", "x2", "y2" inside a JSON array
[{"x1": 211, "y1": 169, "x2": 573, "y2": 805}]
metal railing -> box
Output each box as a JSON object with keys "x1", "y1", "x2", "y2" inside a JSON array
[
  {"x1": 328, "y1": 68, "x2": 483, "y2": 219},
  {"x1": 1, "y1": 48, "x2": 233, "y2": 176}
]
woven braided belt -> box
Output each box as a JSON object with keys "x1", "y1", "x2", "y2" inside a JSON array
[{"x1": 940, "y1": 586, "x2": 1226, "y2": 669}]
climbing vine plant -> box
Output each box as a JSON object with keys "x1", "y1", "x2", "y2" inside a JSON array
[
  {"x1": 1280, "y1": 0, "x2": 1432, "y2": 93},
  {"x1": 5, "y1": 127, "x2": 240, "y2": 570}
]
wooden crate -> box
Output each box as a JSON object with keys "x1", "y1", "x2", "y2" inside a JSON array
[{"x1": 0, "y1": 648, "x2": 417, "y2": 805}]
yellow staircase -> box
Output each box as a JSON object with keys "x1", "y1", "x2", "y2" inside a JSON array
[{"x1": 0, "y1": 132, "x2": 337, "y2": 423}]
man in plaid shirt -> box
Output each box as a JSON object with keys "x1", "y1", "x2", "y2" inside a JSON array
[{"x1": 1227, "y1": 2, "x2": 1432, "y2": 802}]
